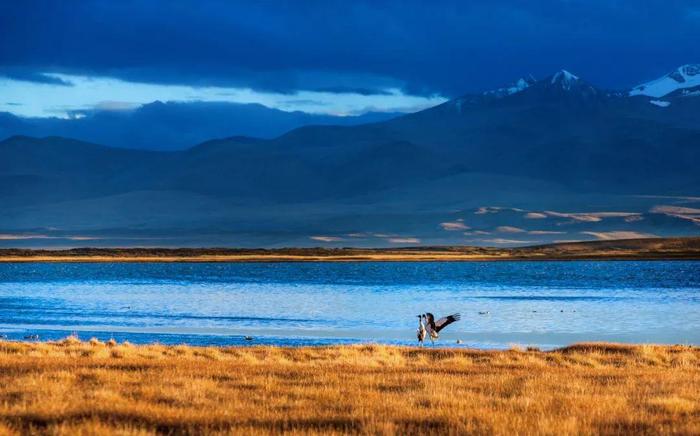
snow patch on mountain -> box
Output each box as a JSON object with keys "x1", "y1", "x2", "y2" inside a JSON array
[
  {"x1": 650, "y1": 100, "x2": 671, "y2": 107},
  {"x1": 630, "y1": 64, "x2": 700, "y2": 98},
  {"x1": 483, "y1": 75, "x2": 536, "y2": 97}
]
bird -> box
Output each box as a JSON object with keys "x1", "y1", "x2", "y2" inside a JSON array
[
  {"x1": 423, "y1": 312, "x2": 461, "y2": 345},
  {"x1": 478, "y1": 311, "x2": 490, "y2": 315},
  {"x1": 244, "y1": 336, "x2": 254, "y2": 341},
  {"x1": 416, "y1": 315, "x2": 427, "y2": 346},
  {"x1": 24, "y1": 334, "x2": 39, "y2": 340}
]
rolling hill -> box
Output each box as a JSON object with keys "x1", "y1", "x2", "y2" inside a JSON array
[
  {"x1": 1, "y1": 66, "x2": 699, "y2": 247},
  {"x1": 0, "y1": 101, "x2": 400, "y2": 151}
]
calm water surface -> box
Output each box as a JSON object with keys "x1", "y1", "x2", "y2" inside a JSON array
[{"x1": 0, "y1": 261, "x2": 698, "y2": 348}]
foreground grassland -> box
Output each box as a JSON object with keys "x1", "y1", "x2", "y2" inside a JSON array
[
  {"x1": 2, "y1": 237, "x2": 700, "y2": 262},
  {"x1": 0, "y1": 340, "x2": 698, "y2": 435}
]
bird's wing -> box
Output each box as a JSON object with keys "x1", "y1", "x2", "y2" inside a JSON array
[
  {"x1": 425, "y1": 313, "x2": 436, "y2": 330},
  {"x1": 434, "y1": 313, "x2": 461, "y2": 332}
]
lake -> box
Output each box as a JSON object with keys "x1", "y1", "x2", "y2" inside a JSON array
[{"x1": 0, "y1": 261, "x2": 698, "y2": 348}]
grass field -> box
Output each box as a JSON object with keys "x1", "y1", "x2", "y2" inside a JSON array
[{"x1": 0, "y1": 339, "x2": 698, "y2": 435}]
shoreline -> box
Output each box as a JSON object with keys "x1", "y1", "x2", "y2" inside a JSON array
[
  {"x1": 2, "y1": 336, "x2": 697, "y2": 349},
  {"x1": 2, "y1": 336, "x2": 697, "y2": 350},
  {"x1": 1, "y1": 254, "x2": 699, "y2": 262},
  {"x1": 2, "y1": 236, "x2": 699, "y2": 262}
]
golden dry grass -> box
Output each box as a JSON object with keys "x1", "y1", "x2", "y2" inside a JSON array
[{"x1": 0, "y1": 339, "x2": 698, "y2": 435}]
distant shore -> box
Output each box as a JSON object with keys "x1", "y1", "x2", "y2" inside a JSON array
[
  {"x1": 0, "y1": 338, "x2": 697, "y2": 434},
  {"x1": 1, "y1": 236, "x2": 700, "y2": 262}
]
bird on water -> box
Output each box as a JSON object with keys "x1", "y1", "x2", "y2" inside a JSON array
[{"x1": 423, "y1": 312, "x2": 461, "y2": 345}]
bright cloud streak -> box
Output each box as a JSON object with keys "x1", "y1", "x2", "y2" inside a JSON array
[
  {"x1": 387, "y1": 237, "x2": 420, "y2": 244},
  {"x1": 651, "y1": 205, "x2": 700, "y2": 215},
  {"x1": 481, "y1": 238, "x2": 532, "y2": 245},
  {"x1": 544, "y1": 211, "x2": 640, "y2": 223},
  {"x1": 581, "y1": 231, "x2": 657, "y2": 240},
  {"x1": 650, "y1": 205, "x2": 700, "y2": 225},
  {"x1": 440, "y1": 219, "x2": 469, "y2": 231},
  {"x1": 496, "y1": 226, "x2": 526, "y2": 233},
  {"x1": 310, "y1": 236, "x2": 345, "y2": 242},
  {"x1": 0, "y1": 73, "x2": 447, "y2": 118},
  {"x1": 524, "y1": 212, "x2": 547, "y2": 219}
]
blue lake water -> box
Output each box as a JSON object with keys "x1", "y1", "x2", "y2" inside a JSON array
[{"x1": 0, "y1": 261, "x2": 698, "y2": 348}]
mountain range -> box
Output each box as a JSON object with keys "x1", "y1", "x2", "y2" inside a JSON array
[
  {"x1": 0, "y1": 101, "x2": 400, "y2": 151},
  {"x1": 2, "y1": 65, "x2": 700, "y2": 247}
]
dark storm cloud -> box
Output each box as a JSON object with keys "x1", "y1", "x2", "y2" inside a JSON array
[
  {"x1": 1, "y1": 1, "x2": 699, "y2": 96},
  {"x1": 0, "y1": 68, "x2": 73, "y2": 86}
]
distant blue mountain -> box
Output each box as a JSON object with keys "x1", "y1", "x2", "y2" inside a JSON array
[
  {"x1": 1, "y1": 68, "x2": 700, "y2": 248},
  {"x1": 0, "y1": 101, "x2": 400, "y2": 151}
]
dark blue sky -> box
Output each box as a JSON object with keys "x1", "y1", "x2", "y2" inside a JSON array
[{"x1": 1, "y1": 0, "x2": 699, "y2": 116}]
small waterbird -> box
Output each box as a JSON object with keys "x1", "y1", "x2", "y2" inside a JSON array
[
  {"x1": 424, "y1": 312, "x2": 461, "y2": 345},
  {"x1": 416, "y1": 315, "x2": 427, "y2": 346}
]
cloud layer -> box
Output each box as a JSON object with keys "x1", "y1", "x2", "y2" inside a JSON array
[{"x1": 2, "y1": 1, "x2": 700, "y2": 101}]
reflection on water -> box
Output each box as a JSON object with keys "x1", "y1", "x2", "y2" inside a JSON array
[{"x1": 0, "y1": 261, "x2": 698, "y2": 348}]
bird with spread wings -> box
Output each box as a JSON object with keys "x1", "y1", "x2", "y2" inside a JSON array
[{"x1": 422, "y1": 312, "x2": 460, "y2": 345}]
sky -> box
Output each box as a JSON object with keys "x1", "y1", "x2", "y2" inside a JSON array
[{"x1": 2, "y1": 0, "x2": 700, "y2": 118}]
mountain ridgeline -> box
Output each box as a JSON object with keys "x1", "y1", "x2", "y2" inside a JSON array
[
  {"x1": 2, "y1": 66, "x2": 700, "y2": 247},
  {"x1": 0, "y1": 101, "x2": 400, "y2": 151}
]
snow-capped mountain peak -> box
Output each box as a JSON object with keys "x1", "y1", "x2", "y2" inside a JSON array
[
  {"x1": 630, "y1": 64, "x2": 700, "y2": 98},
  {"x1": 550, "y1": 70, "x2": 580, "y2": 89}
]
